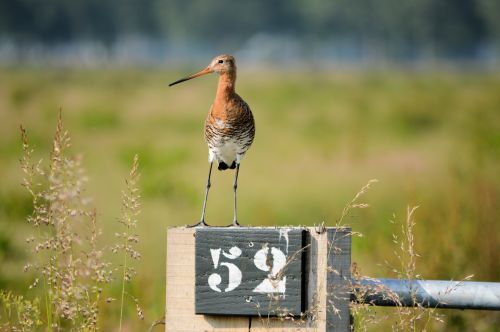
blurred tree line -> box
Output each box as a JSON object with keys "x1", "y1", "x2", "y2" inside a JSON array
[{"x1": 1, "y1": 0, "x2": 500, "y2": 59}]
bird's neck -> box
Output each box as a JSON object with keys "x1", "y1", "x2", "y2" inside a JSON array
[{"x1": 215, "y1": 72, "x2": 236, "y2": 102}]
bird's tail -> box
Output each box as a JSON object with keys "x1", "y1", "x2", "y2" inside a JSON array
[{"x1": 218, "y1": 161, "x2": 236, "y2": 171}]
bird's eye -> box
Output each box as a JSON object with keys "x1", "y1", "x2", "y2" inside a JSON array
[{"x1": 218, "y1": 59, "x2": 224, "y2": 64}]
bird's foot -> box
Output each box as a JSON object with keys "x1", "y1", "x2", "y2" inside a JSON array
[
  {"x1": 226, "y1": 219, "x2": 241, "y2": 227},
  {"x1": 315, "y1": 221, "x2": 326, "y2": 234},
  {"x1": 187, "y1": 220, "x2": 210, "y2": 228}
]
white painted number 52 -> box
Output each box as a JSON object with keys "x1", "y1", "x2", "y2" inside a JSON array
[{"x1": 207, "y1": 245, "x2": 287, "y2": 294}]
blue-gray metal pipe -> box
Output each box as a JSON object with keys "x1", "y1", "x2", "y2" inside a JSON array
[{"x1": 352, "y1": 278, "x2": 500, "y2": 311}]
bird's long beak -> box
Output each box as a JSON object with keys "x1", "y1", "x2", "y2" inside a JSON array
[{"x1": 169, "y1": 67, "x2": 213, "y2": 86}]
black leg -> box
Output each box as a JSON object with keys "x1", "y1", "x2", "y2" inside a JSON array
[
  {"x1": 231, "y1": 163, "x2": 241, "y2": 227},
  {"x1": 188, "y1": 162, "x2": 213, "y2": 227}
]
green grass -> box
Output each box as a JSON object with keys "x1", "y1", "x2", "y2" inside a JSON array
[{"x1": 0, "y1": 67, "x2": 499, "y2": 330}]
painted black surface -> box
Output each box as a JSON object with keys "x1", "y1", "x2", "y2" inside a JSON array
[
  {"x1": 195, "y1": 228, "x2": 305, "y2": 316},
  {"x1": 326, "y1": 228, "x2": 351, "y2": 331}
]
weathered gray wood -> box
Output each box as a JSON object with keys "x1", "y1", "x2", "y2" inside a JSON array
[
  {"x1": 326, "y1": 228, "x2": 352, "y2": 331},
  {"x1": 166, "y1": 228, "x2": 249, "y2": 331},
  {"x1": 166, "y1": 227, "x2": 352, "y2": 331},
  {"x1": 195, "y1": 228, "x2": 306, "y2": 316}
]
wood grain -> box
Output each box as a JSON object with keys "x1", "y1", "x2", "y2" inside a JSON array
[
  {"x1": 195, "y1": 228, "x2": 305, "y2": 316},
  {"x1": 166, "y1": 227, "x2": 249, "y2": 331},
  {"x1": 166, "y1": 227, "x2": 351, "y2": 332}
]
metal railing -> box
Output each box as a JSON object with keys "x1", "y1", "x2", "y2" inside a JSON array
[{"x1": 352, "y1": 278, "x2": 500, "y2": 311}]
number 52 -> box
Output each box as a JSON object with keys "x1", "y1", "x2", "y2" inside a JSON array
[{"x1": 207, "y1": 245, "x2": 287, "y2": 294}]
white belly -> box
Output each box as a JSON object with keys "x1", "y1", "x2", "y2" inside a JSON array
[{"x1": 208, "y1": 140, "x2": 241, "y2": 164}]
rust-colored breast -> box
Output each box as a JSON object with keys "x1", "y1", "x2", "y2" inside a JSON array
[
  {"x1": 204, "y1": 94, "x2": 255, "y2": 151},
  {"x1": 203, "y1": 71, "x2": 255, "y2": 155}
]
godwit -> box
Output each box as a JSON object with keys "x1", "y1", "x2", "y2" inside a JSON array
[{"x1": 169, "y1": 54, "x2": 255, "y2": 227}]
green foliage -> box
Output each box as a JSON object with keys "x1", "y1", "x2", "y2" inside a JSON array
[
  {"x1": 79, "y1": 109, "x2": 121, "y2": 130},
  {"x1": 113, "y1": 154, "x2": 143, "y2": 330},
  {"x1": 0, "y1": 68, "x2": 498, "y2": 330},
  {"x1": 20, "y1": 115, "x2": 113, "y2": 330},
  {"x1": 0, "y1": 290, "x2": 42, "y2": 331},
  {"x1": 12, "y1": 113, "x2": 143, "y2": 330}
]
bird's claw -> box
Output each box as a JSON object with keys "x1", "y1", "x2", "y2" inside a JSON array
[
  {"x1": 187, "y1": 220, "x2": 210, "y2": 228},
  {"x1": 226, "y1": 220, "x2": 241, "y2": 227},
  {"x1": 315, "y1": 221, "x2": 326, "y2": 234}
]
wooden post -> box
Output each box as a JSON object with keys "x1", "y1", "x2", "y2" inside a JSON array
[{"x1": 166, "y1": 227, "x2": 351, "y2": 331}]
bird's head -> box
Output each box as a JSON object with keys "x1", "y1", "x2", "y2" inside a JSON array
[
  {"x1": 169, "y1": 54, "x2": 236, "y2": 87},
  {"x1": 209, "y1": 54, "x2": 236, "y2": 74}
]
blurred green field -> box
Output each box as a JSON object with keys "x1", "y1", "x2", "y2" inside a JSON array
[{"x1": 0, "y1": 67, "x2": 499, "y2": 330}]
